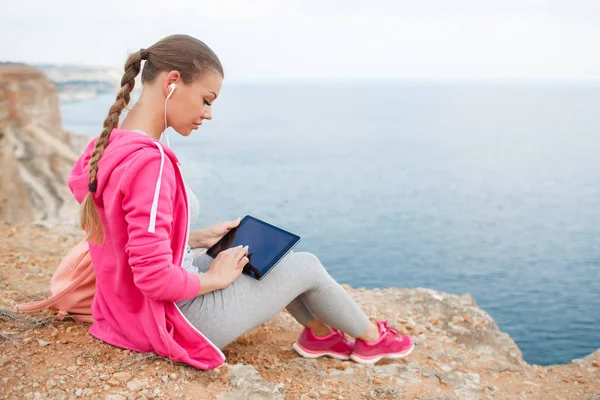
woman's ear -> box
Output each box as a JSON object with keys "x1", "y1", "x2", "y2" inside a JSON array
[
  {"x1": 163, "y1": 70, "x2": 181, "y2": 97},
  {"x1": 167, "y1": 83, "x2": 176, "y2": 99}
]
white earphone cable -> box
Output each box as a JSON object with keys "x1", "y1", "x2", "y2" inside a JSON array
[
  {"x1": 163, "y1": 96, "x2": 171, "y2": 148},
  {"x1": 163, "y1": 84, "x2": 175, "y2": 148}
]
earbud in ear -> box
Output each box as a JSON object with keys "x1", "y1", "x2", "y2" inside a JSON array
[{"x1": 166, "y1": 83, "x2": 176, "y2": 100}]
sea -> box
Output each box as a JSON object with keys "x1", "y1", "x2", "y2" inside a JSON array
[{"x1": 60, "y1": 82, "x2": 600, "y2": 365}]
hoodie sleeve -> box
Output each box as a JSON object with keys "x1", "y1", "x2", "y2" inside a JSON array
[{"x1": 120, "y1": 148, "x2": 201, "y2": 302}]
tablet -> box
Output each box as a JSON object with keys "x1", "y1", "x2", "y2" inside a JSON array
[{"x1": 206, "y1": 215, "x2": 301, "y2": 280}]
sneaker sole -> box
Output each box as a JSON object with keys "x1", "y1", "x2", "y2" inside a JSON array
[
  {"x1": 349, "y1": 342, "x2": 415, "y2": 365},
  {"x1": 292, "y1": 343, "x2": 351, "y2": 361}
]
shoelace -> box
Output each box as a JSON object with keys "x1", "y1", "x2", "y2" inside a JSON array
[
  {"x1": 383, "y1": 322, "x2": 413, "y2": 345},
  {"x1": 333, "y1": 329, "x2": 352, "y2": 346},
  {"x1": 380, "y1": 321, "x2": 401, "y2": 337}
]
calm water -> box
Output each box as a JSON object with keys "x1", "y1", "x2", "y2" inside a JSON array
[{"x1": 61, "y1": 83, "x2": 600, "y2": 365}]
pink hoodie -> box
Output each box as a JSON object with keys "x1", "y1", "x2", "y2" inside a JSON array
[{"x1": 68, "y1": 129, "x2": 225, "y2": 370}]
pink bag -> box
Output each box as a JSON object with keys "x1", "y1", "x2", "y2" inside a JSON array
[{"x1": 14, "y1": 241, "x2": 96, "y2": 323}]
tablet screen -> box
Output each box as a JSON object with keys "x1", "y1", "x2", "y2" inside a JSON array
[{"x1": 205, "y1": 216, "x2": 301, "y2": 280}]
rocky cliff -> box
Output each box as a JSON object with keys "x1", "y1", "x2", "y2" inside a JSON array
[
  {"x1": 0, "y1": 63, "x2": 85, "y2": 225},
  {"x1": 0, "y1": 225, "x2": 599, "y2": 400}
]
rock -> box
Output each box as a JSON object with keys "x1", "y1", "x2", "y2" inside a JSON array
[
  {"x1": 438, "y1": 370, "x2": 468, "y2": 387},
  {"x1": 0, "y1": 64, "x2": 83, "y2": 225},
  {"x1": 0, "y1": 355, "x2": 9, "y2": 367},
  {"x1": 112, "y1": 372, "x2": 132, "y2": 382},
  {"x1": 440, "y1": 365, "x2": 453, "y2": 373},
  {"x1": 374, "y1": 364, "x2": 421, "y2": 385},
  {"x1": 288, "y1": 357, "x2": 325, "y2": 377},
  {"x1": 367, "y1": 386, "x2": 403, "y2": 398},
  {"x1": 127, "y1": 378, "x2": 145, "y2": 392},
  {"x1": 37, "y1": 339, "x2": 50, "y2": 347},
  {"x1": 454, "y1": 387, "x2": 481, "y2": 400},
  {"x1": 105, "y1": 395, "x2": 127, "y2": 400},
  {"x1": 108, "y1": 371, "x2": 132, "y2": 386},
  {"x1": 328, "y1": 367, "x2": 365, "y2": 384},
  {"x1": 417, "y1": 397, "x2": 457, "y2": 400},
  {"x1": 352, "y1": 287, "x2": 526, "y2": 371},
  {"x1": 217, "y1": 363, "x2": 284, "y2": 400},
  {"x1": 443, "y1": 372, "x2": 482, "y2": 400},
  {"x1": 572, "y1": 349, "x2": 600, "y2": 367}
]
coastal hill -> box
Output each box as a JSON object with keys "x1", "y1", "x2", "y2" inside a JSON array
[
  {"x1": 36, "y1": 64, "x2": 121, "y2": 103},
  {"x1": 0, "y1": 63, "x2": 87, "y2": 226},
  {"x1": 0, "y1": 64, "x2": 598, "y2": 399}
]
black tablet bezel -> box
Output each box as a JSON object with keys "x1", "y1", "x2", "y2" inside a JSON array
[{"x1": 205, "y1": 215, "x2": 301, "y2": 280}]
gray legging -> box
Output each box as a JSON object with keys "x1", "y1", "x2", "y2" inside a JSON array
[{"x1": 176, "y1": 250, "x2": 371, "y2": 349}]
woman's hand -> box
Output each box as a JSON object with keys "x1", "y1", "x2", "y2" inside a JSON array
[
  {"x1": 199, "y1": 245, "x2": 249, "y2": 293},
  {"x1": 189, "y1": 217, "x2": 242, "y2": 249}
]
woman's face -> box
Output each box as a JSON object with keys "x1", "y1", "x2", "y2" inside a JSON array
[{"x1": 168, "y1": 71, "x2": 223, "y2": 136}]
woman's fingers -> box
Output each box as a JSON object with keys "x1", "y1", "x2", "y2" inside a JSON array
[
  {"x1": 222, "y1": 245, "x2": 243, "y2": 255},
  {"x1": 238, "y1": 256, "x2": 249, "y2": 269},
  {"x1": 236, "y1": 245, "x2": 249, "y2": 260},
  {"x1": 220, "y1": 245, "x2": 248, "y2": 264}
]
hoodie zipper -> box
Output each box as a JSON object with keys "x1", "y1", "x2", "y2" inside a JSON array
[{"x1": 141, "y1": 136, "x2": 226, "y2": 363}]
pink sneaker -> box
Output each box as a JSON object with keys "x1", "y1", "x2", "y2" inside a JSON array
[
  {"x1": 350, "y1": 320, "x2": 414, "y2": 364},
  {"x1": 292, "y1": 328, "x2": 354, "y2": 360}
]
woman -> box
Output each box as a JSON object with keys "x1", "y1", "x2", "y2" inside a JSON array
[{"x1": 68, "y1": 34, "x2": 414, "y2": 370}]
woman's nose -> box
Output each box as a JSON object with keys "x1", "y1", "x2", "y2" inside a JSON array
[{"x1": 203, "y1": 108, "x2": 212, "y2": 120}]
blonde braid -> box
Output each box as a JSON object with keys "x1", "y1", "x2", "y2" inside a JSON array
[{"x1": 80, "y1": 50, "x2": 144, "y2": 243}]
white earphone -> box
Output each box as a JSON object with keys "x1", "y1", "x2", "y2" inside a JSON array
[
  {"x1": 167, "y1": 83, "x2": 176, "y2": 99},
  {"x1": 163, "y1": 83, "x2": 176, "y2": 147}
]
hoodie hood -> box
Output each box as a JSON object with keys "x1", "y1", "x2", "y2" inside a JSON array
[{"x1": 69, "y1": 129, "x2": 180, "y2": 233}]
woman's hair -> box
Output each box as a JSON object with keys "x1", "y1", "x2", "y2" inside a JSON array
[{"x1": 81, "y1": 34, "x2": 224, "y2": 243}]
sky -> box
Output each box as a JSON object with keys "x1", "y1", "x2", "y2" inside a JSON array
[{"x1": 1, "y1": 0, "x2": 599, "y2": 83}]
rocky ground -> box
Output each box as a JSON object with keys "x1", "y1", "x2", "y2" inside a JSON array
[{"x1": 1, "y1": 224, "x2": 599, "y2": 400}]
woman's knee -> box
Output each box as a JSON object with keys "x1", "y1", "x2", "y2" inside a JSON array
[
  {"x1": 294, "y1": 251, "x2": 320, "y2": 264},
  {"x1": 284, "y1": 251, "x2": 329, "y2": 277}
]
